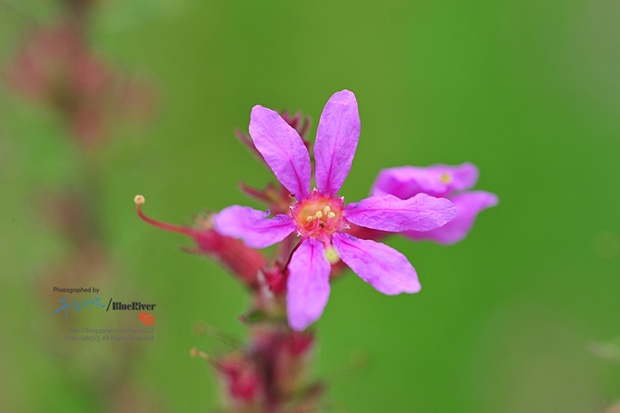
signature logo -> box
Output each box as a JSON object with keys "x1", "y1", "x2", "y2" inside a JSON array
[
  {"x1": 139, "y1": 312, "x2": 155, "y2": 326},
  {"x1": 53, "y1": 296, "x2": 106, "y2": 319},
  {"x1": 53, "y1": 295, "x2": 158, "y2": 325}
]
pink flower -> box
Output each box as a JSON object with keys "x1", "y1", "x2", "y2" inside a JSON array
[
  {"x1": 4, "y1": 21, "x2": 156, "y2": 147},
  {"x1": 214, "y1": 90, "x2": 457, "y2": 331},
  {"x1": 371, "y1": 163, "x2": 498, "y2": 244},
  {"x1": 4, "y1": 23, "x2": 111, "y2": 142}
]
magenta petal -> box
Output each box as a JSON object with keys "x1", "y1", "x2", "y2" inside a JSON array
[
  {"x1": 403, "y1": 191, "x2": 498, "y2": 244},
  {"x1": 443, "y1": 163, "x2": 479, "y2": 191},
  {"x1": 314, "y1": 90, "x2": 361, "y2": 196},
  {"x1": 332, "y1": 233, "x2": 421, "y2": 295},
  {"x1": 371, "y1": 163, "x2": 479, "y2": 199},
  {"x1": 249, "y1": 106, "x2": 311, "y2": 200},
  {"x1": 286, "y1": 238, "x2": 331, "y2": 331},
  {"x1": 213, "y1": 205, "x2": 295, "y2": 248},
  {"x1": 344, "y1": 193, "x2": 456, "y2": 232}
]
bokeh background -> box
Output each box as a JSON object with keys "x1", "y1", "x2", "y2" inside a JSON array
[{"x1": 2, "y1": 1, "x2": 620, "y2": 412}]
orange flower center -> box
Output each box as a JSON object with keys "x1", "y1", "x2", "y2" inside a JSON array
[{"x1": 291, "y1": 191, "x2": 346, "y2": 241}]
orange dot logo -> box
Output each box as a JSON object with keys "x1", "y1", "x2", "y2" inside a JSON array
[{"x1": 139, "y1": 312, "x2": 154, "y2": 326}]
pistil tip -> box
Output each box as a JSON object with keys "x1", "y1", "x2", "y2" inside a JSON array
[{"x1": 134, "y1": 194, "x2": 145, "y2": 205}]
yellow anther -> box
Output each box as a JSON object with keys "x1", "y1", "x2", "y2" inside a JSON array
[
  {"x1": 325, "y1": 247, "x2": 340, "y2": 264},
  {"x1": 440, "y1": 173, "x2": 451, "y2": 184},
  {"x1": 315, "y1": 211, "x2": 323, "y2": 218},
  {"x1": 134, "y1": 194, "x2": 145, "y2": 205},
  {"x1": 327, "y1": 212, "x2": 336, "y2": 219},
  {"x1": 306, "y1": 216, "x2": 315, "y2": 222},
  {"x1": 323, "y1": 206, "x2": 331, "y2": 213}
]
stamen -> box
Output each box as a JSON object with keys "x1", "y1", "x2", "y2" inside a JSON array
[
  {"x1": 190, "y1": 347, "x2": 227, "y2": 373},
  {"x1": 323, "y1": 206, "x2": 331, "y2": 213},
  {"x1": 134, "y1": 194, "x2": 194, "y2": 236},
  {"x1": 315, "y1": 210, "x2": 323, "y2": 218},
  {"x1": 306, "y1": 216, "x2": 314, "y2": 222},
  {"x1": 327, "y1": 212, "x2": 336, "y2": 219},
  {"x1": 190, "y1": 347, "x2": 213, "y2": 362}
]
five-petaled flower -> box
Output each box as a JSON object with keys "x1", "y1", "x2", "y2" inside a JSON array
[
  {"x1": 371, "y1": 163, "x2": 498, "y2": 244},
  {"x1": 214, "y1": 90, "x2": 457, "y2": 331}
]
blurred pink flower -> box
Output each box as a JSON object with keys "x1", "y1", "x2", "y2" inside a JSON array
[
  {"x1": 371, "y1": 163, "x2": 498, "y2": 244},
  {"x1": 214, "y1": 90, "x2": 456, "y2": 331},
  {"x1": 4, "y1": 21, "x2": 156, "y2": 147}
]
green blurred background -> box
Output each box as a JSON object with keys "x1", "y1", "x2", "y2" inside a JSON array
[{"x1": 2, "y1": 1, "x2": 620, "y2": 412}]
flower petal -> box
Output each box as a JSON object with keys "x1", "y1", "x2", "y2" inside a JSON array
[
  {"x1": 314, "y1": 90, "x2": 361, "y2": 196},
  {"x1": 332, "y1": 233, "x2": 420, "y2": 295},
  {"x1": 403, "y1": 191, "x2": 498, "y2": 244},
  {"x1": 286, "y1": 238, "x2": 331, "y2": 331},
  {"x1": 344, "y1": 193, "x2": 456, "y2": 232},
  {"x1": 249, "y1": 105, "x2": 311, "y2": 200},
  {"x1": 371, "y1": 163, "x2": 479, "y2": 198},
  {"x1": 213, "y1": 205, "x2": 295, "y2": 248}
]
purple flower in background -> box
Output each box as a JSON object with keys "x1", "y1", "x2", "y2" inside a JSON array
[
  {"x1": 371, "y1": 163, "x2": 498, "y2": 244},
  {"x1": 214, "y1": 90, "x2": 456, "y2": 331}
]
